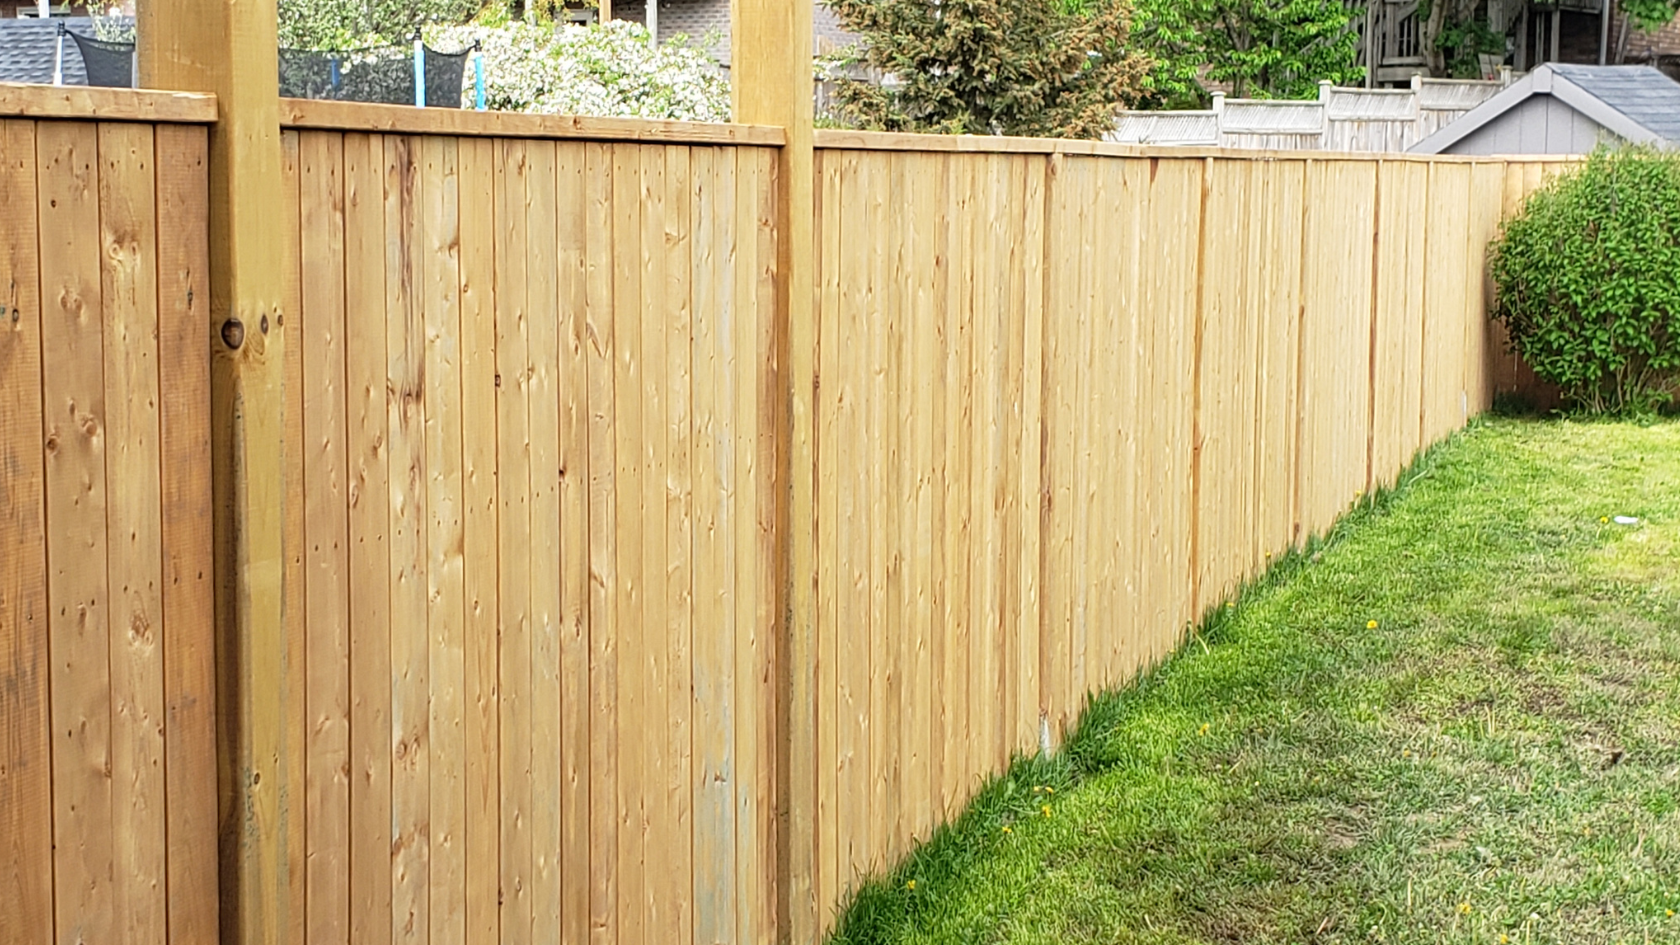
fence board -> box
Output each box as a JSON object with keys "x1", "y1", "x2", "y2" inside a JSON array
[
  {"x1": 0, "y1": 118, "x2": 50, "y2": 945},
  {"x1": 343, "y1": 129, "x2": 395, "y2": 945},
  {"x1": 38, "y1": 119, "x2": 113, "y2": 945},
  {"x1": 300, "y1": 128, "x2": 351, "y2": 945}
]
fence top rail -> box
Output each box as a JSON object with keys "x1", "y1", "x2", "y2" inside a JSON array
[
  {"x1": 282, "y1": 98, "x2": 786, "y2": 146},
  {"x1": 813, "y1": 128, "x2": 1575, "y2": 164},
  {"x1": 0, "y1": 83, "x2": 217, "y2": 123}
]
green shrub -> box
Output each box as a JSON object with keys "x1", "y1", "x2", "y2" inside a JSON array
[{"x1": 1488, "y1": 146, "x2": 1680, "y2": 414}]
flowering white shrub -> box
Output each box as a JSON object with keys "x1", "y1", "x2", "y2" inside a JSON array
[{"x1": 428, "y1": 20, "x2": 731, "y2": 122}]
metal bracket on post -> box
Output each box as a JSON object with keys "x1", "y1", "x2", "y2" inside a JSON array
[{"x1": 52, "y1": 21, "x2": 63, "y2": 86}]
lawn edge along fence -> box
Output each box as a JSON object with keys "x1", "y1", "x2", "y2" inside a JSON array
[{"x1": 1, "y1": 32, "x2": 1573, "y2": 945}]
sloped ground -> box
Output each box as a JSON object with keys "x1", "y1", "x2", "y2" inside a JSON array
[{"x1": 830, "y1": 419, "x2": 1680, "y2": 945}]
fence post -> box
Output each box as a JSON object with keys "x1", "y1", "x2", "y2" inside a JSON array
[
  {"x1": 137, "y1": 4, "x2": 292, "y2": 945},
  {"x1": 731, "y1": 0, "x2": 818, "y2": 939}
]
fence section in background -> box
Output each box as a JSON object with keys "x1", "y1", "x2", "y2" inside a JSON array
[
  {"x1": 807, "y1": 138, "x2": 1572, "y2": 922},
  {"x1": 275, "y1": 119, "x2": 783, "y2": 945},
  {"x1": 0, "y1": 108, "x2": 216, "y2": 945}
]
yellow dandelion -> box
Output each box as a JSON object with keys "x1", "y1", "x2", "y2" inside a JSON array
[
  {"x1": 1367, "y1": 619, "x2": 1379, "y2": 630},
  {"x1": 906, "y1": 880, "x2": 916, "y2": 891},
  {"x1": 1042, "y1": 805, "x2": 1052, "y2": 817},
  {"x1": 1500, "y1": 935, "x2": 1510, "y2": 944},
  {"x1": 1002, "y1": 825, "x2": 1012, "y2": 834},
  {"x1": 1666, "y1": 909, "x2": 1674, "y2": 917},
  {"x1": 1199, "y1": 723, "x2": 1210, "y2": 736},
  {"x1": 1601, "y1": 516, "x2": 1609, "y2": 524},
  {"x1": 1402, "y1": 749, "x2": 1411, "y2": 758},
  {"x1": 1458, "y1": 903, "x2": 1472, "y2": 915},
  {"x1": 1045, "y1": 787, "x2": 1054, "y2": 794}
]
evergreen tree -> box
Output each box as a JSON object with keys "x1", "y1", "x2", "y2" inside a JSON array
[{"x1": 826, "y1": 0, "x2": 1149, "y2": 138}]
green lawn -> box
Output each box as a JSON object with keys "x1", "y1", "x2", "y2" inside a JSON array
[{"x1": 830, "y1": 419, "x2": 1680, "y2": 945}]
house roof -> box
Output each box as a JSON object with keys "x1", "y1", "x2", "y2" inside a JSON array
[
  {"x1": 0, "y1": 17, "x2": 96, "y2": 86},
  {"x1": 1410, "y1": 63, "x2": 1680, "y2": 153}
]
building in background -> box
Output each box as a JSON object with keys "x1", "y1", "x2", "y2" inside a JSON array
[
  {"x1": 1410, "y1": 62, "x2": 1680, "y2": 153},
  {"x1": 1359, "y1": 0, "x2": 1680, "y2": 85}
]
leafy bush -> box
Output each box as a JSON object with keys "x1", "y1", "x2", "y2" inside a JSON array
[
  {"x1": 428, "y1": 20, "x2": 730, "y2": 121},
  {"x1": 1489, "y1": 147, "x2": 1680, "y2": 414}
]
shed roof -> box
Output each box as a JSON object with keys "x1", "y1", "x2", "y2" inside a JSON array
[
  {"x1": 1410, "y1": 63, "x2": 1680, "y2": 153},
  {"x1": 1547, "y1": 63, "x2": 1680, "y2": 142},
  {"x1": 0, "y1": 18, "x2": 98, "y2": 86}
]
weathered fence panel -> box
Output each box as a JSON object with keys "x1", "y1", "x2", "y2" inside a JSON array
[{"x1": 0, "y1": 101, "x2": 216, "y2": 945}]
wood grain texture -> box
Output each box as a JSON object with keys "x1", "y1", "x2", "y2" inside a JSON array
[
  {"x1": 98, "y1": 119, "x2": 168, "y2": 945},
  {"x1": 454, "y1": 131, "x2": 501, "y2": 945},
  {"x1": 299, "y1": 128, "x2": 351, "y2": 945},
  {"x1": 0, "y1": 83, "x2": 217, "y2": 122},
  {"x1": 280, "y1": 97, "x2": 786, "y2": 145},
  {"x1": 343, "y1": 130, "x2": 394, "y2": 945},
  {"x1": 154, "y1": 123, "x2": 218, "y2": 945},
  {"x1": 38, "y1": 120, "x2": 113, "y2": 945},
  {"x1": 0, "y1": 117, "x2": 50, "y2": 945}
]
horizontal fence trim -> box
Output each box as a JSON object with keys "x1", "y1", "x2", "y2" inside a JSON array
[
  {"x1": 812, "y1": 128, "x2": 1573, "y2": 164},
  {"x1": 0, "y1": 83, "x2": 217, "y2": 123},
  {"x1": 280, "y1": 98, "x2": 786, "y2": 146}
]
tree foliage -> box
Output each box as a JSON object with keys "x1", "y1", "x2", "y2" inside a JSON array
[
  {"x1": 1489, "y1": 148, "x2": 1680, "y2": 415},
  {"x1": 430, "y1": 19, "x2": 730, "y2": 120},
  {"x1": 1621, "y1": 0, "x2": 1680, "y2": 30},
  {"x1": 279, "y1": 0, "x2": 483, "y2": 49},
  {"x1": 825, "y1": 0, "x2": 1149, "y2": 138},
  {"x1": 1129, "y1": 0, "x2": 1362, "y2": 107}
]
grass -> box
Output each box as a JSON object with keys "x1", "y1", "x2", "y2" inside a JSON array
[{"x1": 828, "y1": 418, "x2": 1680, "y2": 945}]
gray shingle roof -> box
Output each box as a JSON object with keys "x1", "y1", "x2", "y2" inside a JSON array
[
  {"x1": 0, "y1": 18, "x2": 100, "y2": 86},
  {"x1": 1549, "y1": 64, "x2": 1680, "y2": 142}
]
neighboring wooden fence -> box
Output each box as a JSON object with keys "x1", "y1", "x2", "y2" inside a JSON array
[
  {"x1": 0, "y1": 90, "x2": 218, "y2": 945},
  {"x1": 2, "y1": 87, "x2": 1578, "y2": 945},
  {"x1": 804, "y1": 132, "x2": 1573, "y2": 918}
]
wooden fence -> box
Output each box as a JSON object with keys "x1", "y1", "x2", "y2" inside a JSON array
[
  {"x1": 0, "y1": 90, "x2": 218, "y2": 945},
  {"x1": 1, "y1": 87, "x2": 1578, "y2": 945},
  {"x1": 803, "y1": 132, "x2": 1573, "y2": 917},
  {"x1": 270, "y1": 105, "x2": 786, "y2": 945}
]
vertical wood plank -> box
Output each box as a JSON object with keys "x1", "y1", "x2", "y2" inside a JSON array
[
  {"x1": 0, "y1": 117, "x2": 51, "y2": 945},
  {"x1": 38, "y1": 120, "x2": 113, "y2": 945},
  {"x1": 664, "y1": 144, "x2": 697, "y2": 945},
  {"x1": 494, "y1": 136, "x2": 533, "y2": 945},
  {"x1": 97, "y1": 120, "x2": 168, "y2": 945},
  {"x1": 385, "y1": 133, "x2": 431, "y2": 945},
  {"x1": 690, "y1": 143, "x2": 738, "y2": 945},
  {"x1": 611, "y1": 140, "x2": 646, "y2": 945},
  {"x1": 641, "y1": 141, "x2": 671, "y2": 942},
  {"x1": 422, "y1": 134, "x2": 467, "y2": 945},
  {"x1": 833, "y1": 148, "x2": 870, "y2": 886},
  {"x1": 812, "y1": 144, "x2": 840, "y2": 923},
  {"x1": 455, "y1": 133, "x2": 501, "y2": 945},
  {"x1": 556, "y1": 140, "x2": 592, "y2": 945},
  {"x1": 584, "y1": 140, "x2": 619, "y2": 945},
  {"x1": 343, "y1": 130, "x2": 394, "y2": 945},
  {"x1": 524, "y1": 137, "x2": 562, "y2": 945},
  {"x1": 154, "y1": 122, "x2": 218, "y2": 945},
  {"x1": 280, "y1": 127, "x2": 308, "y2": 945},
  {"x1": 299, "y1": 129, "x2": 351, "y2": 945}
]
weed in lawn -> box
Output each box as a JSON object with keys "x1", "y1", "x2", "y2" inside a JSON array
[{"x1": 827, "y1": 419, "x2": 1680, "y2": 945}]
